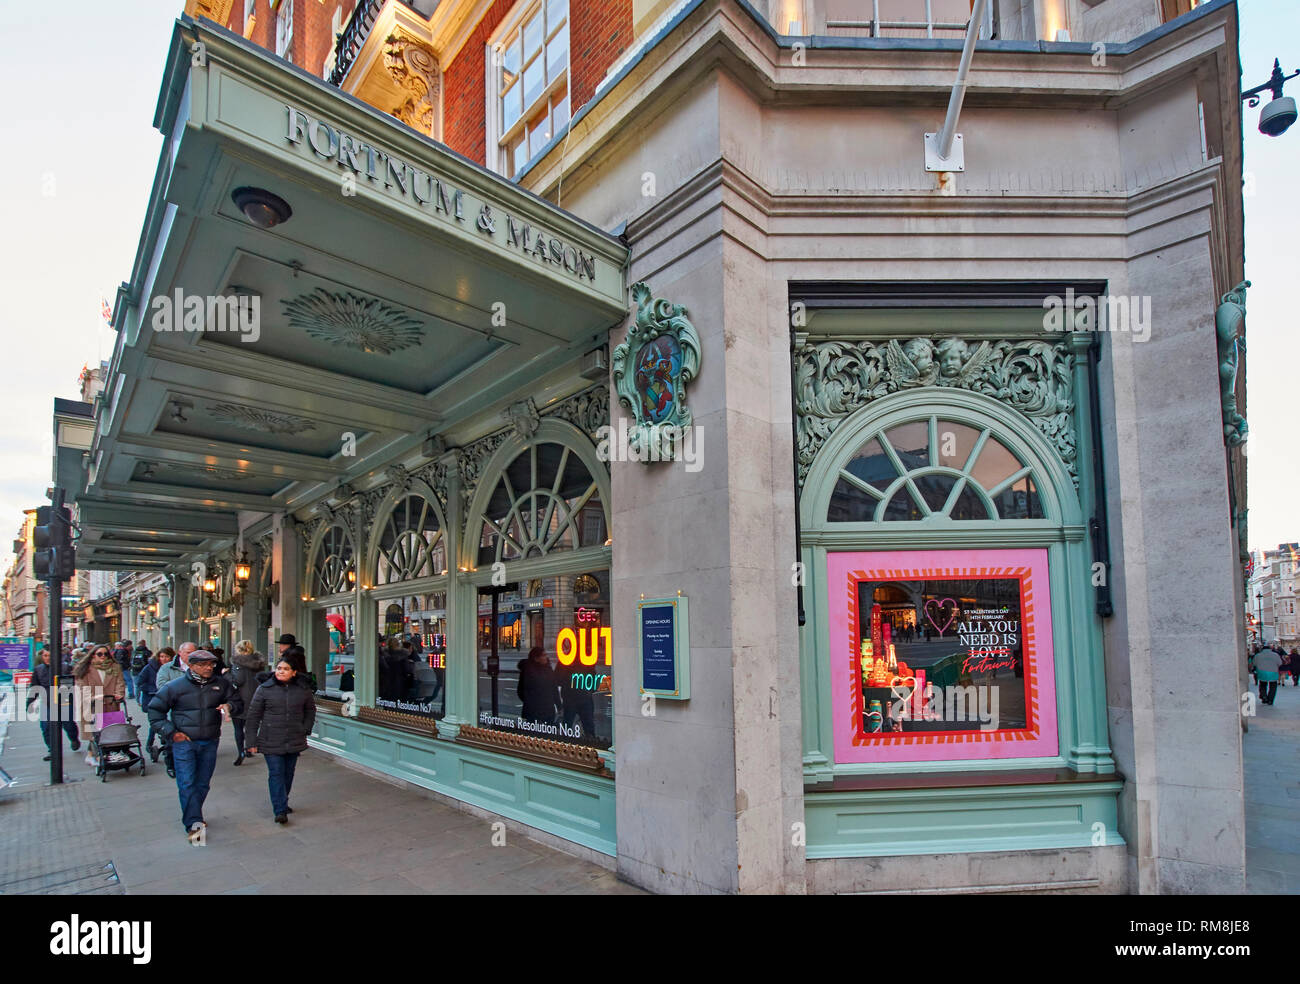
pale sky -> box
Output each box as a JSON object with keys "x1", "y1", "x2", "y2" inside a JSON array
[{"x1": 0, "y1": 0, "x2": 1295, "y2": 581}]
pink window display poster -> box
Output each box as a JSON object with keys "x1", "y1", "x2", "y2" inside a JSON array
[{"x1": 827, "y1": 548, "x2": 1059, "y2": 765}]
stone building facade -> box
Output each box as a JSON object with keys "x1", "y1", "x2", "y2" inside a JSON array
[{"x1": 71, "y1": 0, "x2": 1250, "y2": 893}]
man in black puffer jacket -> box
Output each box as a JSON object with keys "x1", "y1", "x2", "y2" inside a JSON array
[
  {"x1": 148, "y1": 650, "x2": 242, "y2": 842},
  {"x1": 244, "y1": 656, "x2": 316, "y2": 825}
]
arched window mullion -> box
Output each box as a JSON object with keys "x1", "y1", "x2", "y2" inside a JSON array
[
  {"x1": 505, "y1": 492, "x2": 531, "y2": 555},
  {"x1": 872, "y1": 474, "x2": 915, "y2": 522},
  {"x1": 906, "y1": 477, "x2": 932, "y2": 518},
  {"x1": 928, "y1": 416, "x2": 939, "y2": 467},
  {"x1": 541, "y1": 493, "x2": 579, "y2": 553},
  {"x1": 939, "y1": 476, "x2": 968, "y2": 517},
  {"x1": 536, "y1": 446, "x2": 571, "y2": 541},
  {"x1": 879, "y1": 430, "x2": 910, "y2": 478},
  {"x1": 987, "y1": 465, "x2": 1033, "y2": 499},
  {"x1": 838, "y1": 469, "x2": 885, "y2": 499},
  {"x1": 963, "y1": 429, "x2": 992, "y2": 474},
  {"x1": 498, "y1": 507, "x2": 528, "y2": 560}
]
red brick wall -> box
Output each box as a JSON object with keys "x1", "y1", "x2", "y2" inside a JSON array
[
  {"x1": 444, "y1": 0, "x2": 634, "y2": 166},
  {"x1": 234, "y1": 0, "x2": 356, "y2": 75},
  {"x1": 570, "y1": 0, "x2": 632, "y2": 111},
  {"x1": 300, "y1": 0, "x2": 358, "y2": 76},
  {"x1": 443, "y1": 0, "x2": 516, "y2": 164}
]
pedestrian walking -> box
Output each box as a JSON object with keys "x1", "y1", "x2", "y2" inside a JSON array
[
  {"x1": 156, "y1": 641, "x2": 196, "y2": 688},
  {"x1": 1289, "y1": 648, "x2": 1300, "y2": 688},
  {"x1": 131, "y1": 639, "x2": 151, "y2": 688},
  {"x1": 155, "y1": 642, "x2": 198, "y2": 777},
  {"x1": 113, "y1": 640, "x2": 136, "y2": 700},
  {"x1": 275, "y1": 633, "x2": 297, "y2": 661},
  {"x1": 25, "y1": 647, "x2": 81, "y2": 761},
  {"x1": 73, "y1": 645, "x2": 127, "y2": 769},
  {"x1": 147, "y1": 649, "x2": 242, "y2": 843},
  {"x1": 136, "y1": 646, "x2": 170, "y2": 761},
  {"x1": 1254, "y1": 646, "x2": 1284, "y2": 706},
  {"x1": 244, "y1": 655, "x2": 317, "y2": 824},
  {"x1": 278, "y1": 643, "x2": 318, "y2": 691},
  {"x1": 228, "y1": 640, "x2": 266, "y2": 766}
]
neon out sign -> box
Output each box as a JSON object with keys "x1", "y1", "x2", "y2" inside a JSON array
[{"x1": 556, "y1": 627, "x2": 612, "y2": 666}]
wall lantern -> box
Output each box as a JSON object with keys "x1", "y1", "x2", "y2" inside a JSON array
[
  {"x1": 203, "y1": 578, "x2": 216, "y2": 593},
  {"x1": 235, "y1": 552, "x2": 252, "y2": 583}
]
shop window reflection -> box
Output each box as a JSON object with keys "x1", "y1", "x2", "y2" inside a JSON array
[
  {"x1": 375, "y1": 592, "x2": 447, "y2": 718},
  {"x1": 320, "y1": 603, "x2": 355, "y2": 700},
  {"x1": 476, "y1": 569, "x2": 612, "y2": 748}
]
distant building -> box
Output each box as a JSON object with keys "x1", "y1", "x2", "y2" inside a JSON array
[{"x1": 1247, "y1": 544, "x2": 1299, "y2": 648}]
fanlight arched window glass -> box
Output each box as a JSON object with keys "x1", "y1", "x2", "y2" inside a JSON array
[
  {"x1": 827, "y1": 417, "x2": 1045, "y2": 523},
  {"x1": 313, "y1": 523, "x2": 356, "y2": 596},
  {"x1": 477, "y1": 442, "x2": 606, "y2": 566},
  {"x1": 376, "y1": 494, "x2": 446, "y2": 584}
]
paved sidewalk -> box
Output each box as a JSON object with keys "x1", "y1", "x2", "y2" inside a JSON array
[
  {"x1": 1244, "y1": 677, "x2": 1300, "y2": 894},
  {"x1": 0, "y1": 690, "x2": 640, "y2": 895}
]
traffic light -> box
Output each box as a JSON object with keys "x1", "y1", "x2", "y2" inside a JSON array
[{"x1": 33, "y1": 505, "x2": 75, "y2": 581}]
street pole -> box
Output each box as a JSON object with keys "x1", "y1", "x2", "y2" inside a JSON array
[{"x1": 47, "y1": 487, "x2": 66, "y2": 785}]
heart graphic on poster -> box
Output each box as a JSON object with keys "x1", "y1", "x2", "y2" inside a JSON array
[{"x1": 924, "y1": 597, "x2": 958, "y2": 636}]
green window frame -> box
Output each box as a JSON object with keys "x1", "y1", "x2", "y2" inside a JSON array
[{"x1": 799, "y1": 384, "x2": 1113, "y2": 780}]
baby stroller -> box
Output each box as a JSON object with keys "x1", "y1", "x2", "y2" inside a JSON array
[{"x1": 94, "y1": 710, "x2": 147, "y2": 781}]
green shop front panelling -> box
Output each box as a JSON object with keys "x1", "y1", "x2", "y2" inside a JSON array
[
  {"x1": 308, "y1": 717, "x2": 616, "y2": 856},
  {"x1": 805, "y1": 780, "x2": 1124, "y2": 858}
]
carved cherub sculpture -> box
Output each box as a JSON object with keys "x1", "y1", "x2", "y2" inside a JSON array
[
  {"x1": 884, "y1": 338, "x2": 939, "y2": 388},
  {"x1": 935, "y1": 337, "x2": 993, "y2": 387}
]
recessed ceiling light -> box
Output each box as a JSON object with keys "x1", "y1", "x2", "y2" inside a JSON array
[{"x1": 231, "y1": 186, "x2": 292, "y2": 229}]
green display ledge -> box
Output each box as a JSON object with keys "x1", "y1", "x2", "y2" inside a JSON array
[
  {"x1": 804, "y1": 771, "x2": 1125, "y2": 859},
  {"x1": 309, "y1": 715, "x2": 617, "y2": 857}
]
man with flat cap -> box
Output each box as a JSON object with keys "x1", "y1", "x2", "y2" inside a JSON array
[{"x1": 149, "y1": 649, "x2": 242, "y2": 843}]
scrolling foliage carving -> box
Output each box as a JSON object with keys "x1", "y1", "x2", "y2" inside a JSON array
[{"x1": 794, "y1": 336, "x2": 1076, "y2": 491}]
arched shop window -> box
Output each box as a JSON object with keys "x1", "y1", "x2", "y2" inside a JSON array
[
  {"x1": 800, "y1": 392, "x2": 1092, "y2": 773},
  {"x1": 369, "y1": 490, "x2": 450, "y2": 720},
  {"x1": 477, "y1": 442, "x2": 606, "y2": 566},
  {"x1": 827, "y1": 417, "x2": 1046, "y2": 523},
  {"x1": 312, "y1": 523, "x2": 356, "y2": 597},
  {"x1": 468, "y1": 430, "x2": 612, "y2": 749},
  {"x1": 375, "y1": 494, "x2": 446, "y2": 584}
]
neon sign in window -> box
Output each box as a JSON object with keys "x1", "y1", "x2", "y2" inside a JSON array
[{"x1": 556, "y1": 626, "x2": 612, "y2": 666}]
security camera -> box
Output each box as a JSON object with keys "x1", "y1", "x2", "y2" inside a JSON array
[{"x1": 1259, "y1": 96, "x2": 1298, "y2": 136}]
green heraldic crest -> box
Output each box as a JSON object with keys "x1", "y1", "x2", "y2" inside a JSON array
[{"x1": 612, "y1": 282, "x2": 702, "y2": 460}]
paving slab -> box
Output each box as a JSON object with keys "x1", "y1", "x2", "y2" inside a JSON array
[
  {"x1": 1244, "y1": 688, "x2": 1300, "y2": 895},
  {"x1": 0, "y1": 709, "x2": 642, "y2": 895}
]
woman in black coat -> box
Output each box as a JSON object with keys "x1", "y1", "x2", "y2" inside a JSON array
[{"x1": 244, "y1": 656, "x2": 317, "y2": 825}]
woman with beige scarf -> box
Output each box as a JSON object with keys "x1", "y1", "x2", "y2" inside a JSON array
[{"x1": 73, "y1": 644, "x2": 127, "y2": 768}]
